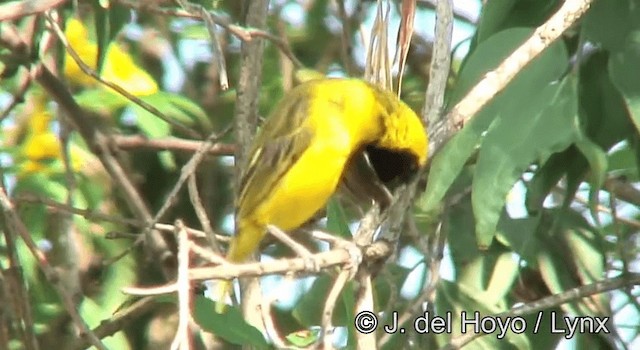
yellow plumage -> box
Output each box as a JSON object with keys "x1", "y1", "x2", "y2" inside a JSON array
[{"x1": 215, "y1": 78, "x2": 427, "y2": 312}]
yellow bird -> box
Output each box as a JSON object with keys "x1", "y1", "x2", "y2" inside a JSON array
[{"x1": 216, "y1": 78, "x2": 428, "y2": 312}]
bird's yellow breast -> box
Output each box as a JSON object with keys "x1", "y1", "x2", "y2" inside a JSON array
[{"x1": 255, "y1": 139, "x2": 349, "y2": 231}]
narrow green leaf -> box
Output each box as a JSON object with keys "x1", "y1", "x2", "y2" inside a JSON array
[
  {"x1": 326, "y1": 198, "x2": 351, "y2": 238},
  {"x1": 194, "y1": 296, "x2": 268, "y2": 348},
  {"x1": 574, "y1": 138, "x2": 608, "y2": 226},
  {"x1": 473, "y1": 78, "x2": 577, "y2": 247},
  {"x1": 609, "y1": 33, "x2": 640, "y2": 135}
]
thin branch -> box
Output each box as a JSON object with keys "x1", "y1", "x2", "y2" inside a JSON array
[
  {"x1": 423, "y1": 0, "x2": 453, "y2": 141},
  {"x1": 170, "y1": 220, "x2": 192, "y2": 350},
  {"x1": 0, "y1": 24, "x2": 175, "y2": 273},
  {"x1": 0, "y1": 186, "x2": 107, "y2": 350},
  {"x1": 43, "y1": 13, "x2": 202, "y2": 139},
  {"x1": 115, "y1": 0, "x2": 303, "y2": 68},
  {"x1": 416, "y1": 0, "x2": 477, "y2": 24},
  {"x1": 438, "y1": 0, "x2": 594, "y2": 155},
  {"x1": 70, "y1": 297, "x2": 158, "y2": 350},
  {"x1": 0, "y1": 171, "x2": 39, "y2": 350},
  {"x1": 0, "y1": 70, "x2": 32, "y2": 123},
  {"x1": 175, "y1": 0, "x2": 229, "y2": 89},
  {"x1": 0, "y1": 0, "x2": 66, "y2": 21},
  {"x1": 442, "y1": 273, "x2": 640, "y2": 350},
  {"x1": 111, "y1": 135, "x2": 235, "y2": 156},
  {"x1": 136, "y1": 128, "x2": 232, "y2": 259},
  {"x1": 188, "y1": 174, "x2": 221, "y2": 253},
  {"x1": 233, "y1": 0, "x2": 271, "y2": 330},
  {"x1": 188, "y1": 247, "x2": 357, "y2": 281},
  {"x1": 322, "y1": 270, "x2": 351, "y2": 350}
]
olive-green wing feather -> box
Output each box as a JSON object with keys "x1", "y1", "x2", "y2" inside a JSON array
[{"x1": 236, "y1": 86, "x2": 315, "y2": 217}]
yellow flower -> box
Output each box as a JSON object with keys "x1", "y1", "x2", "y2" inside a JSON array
[
  {"x1": 64, "y1": 18, "x2": 158, "y2": 96},
  {"x1": 17, "y1": 99, "x2": 84, "y2": 177}
]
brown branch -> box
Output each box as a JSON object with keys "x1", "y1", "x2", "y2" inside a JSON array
[
  {"x1": 43, "y1": 13, "x2": 202, "y2": 139},
  {"x1": 175, "y1": 0, "x2": 229, "y2": 89},
  {"x1": 188, "y1": 247, "x2": 356, "y2": 281},
  {"x1": 111, "y1": 135, "x2": 235, "y2": 156},
  {"x1": 115, "y1": 0, "x2": 303, "y2": 68},
  {"x1": 0, "y1": 23, "x2": 174, "y2": 275},
  {"x1": 233, "y1": 0, "x2": 270, "y2": 331},
  {"x1": 0, "y1": 0, "x2": 66, "y2": 21},
  {"x1": 322, "y1": 270, "x2": 351, "y2": 350},
  {"x1": 170, "y1": 220, "x2": 192, "y2": 350},
  {"x1": 69, "y1": 297, "x2": 158, "y2": 350},
  {"x1": 423, "y1": 0, "x2": 453, "y2": 138},
  {"x1": 604, "y1": 177, "x2": 640, "y2": 207},
  {"x1": 442, "y1": 273, "x2": 640, "y2": 350},
  {"x1": 188, "y1": 174, "x2": 222, "y2": 253},
  {"x1": 0, "y1": 186, "x2": 107, "y2": 350}
]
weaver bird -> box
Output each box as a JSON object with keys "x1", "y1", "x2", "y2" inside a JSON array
[{"x1": 216, "y1": 78, "x2": 428, "y2": 312}]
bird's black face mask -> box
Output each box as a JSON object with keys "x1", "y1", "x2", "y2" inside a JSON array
[{"x1": 365, "y1": 145, "x2": 420, "y2": 186}]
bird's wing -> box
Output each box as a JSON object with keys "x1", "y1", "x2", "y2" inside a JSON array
[{"x1": 236, "y1": 92, "x2": 314, "y2": 218}]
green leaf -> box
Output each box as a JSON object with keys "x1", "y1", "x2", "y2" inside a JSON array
[
  {"x1": 574, "y1": 138, "x2": 608, "y2": 226},
  {"x1": 421, "y1": 27, "x2": 569, "y2": 218},
  {"x1": 483, "y1": 252, "x2": 520, "y2": 303},
  {"x1": 75, "y1": 88, "x2": 129, "y2": 113},
  {"x1": 133, "y1": 92, "x2": 212, "y2": 133},
  {"x1": 609, "y1": 32, "x2": 640, "y2": 135},
  {"x1": 292, "y1": 275, "x2": 348, "y2": 327},
  {"x1": 285, "y1": 329, "x2": 320, "y2": 347},
  {"x1": 326, "y1": 197, "x2": 351, "y2": 238},
  {"x1": 374, "y1": 264, "x2": 413, "y2": 307},
  {"x1": 193, "y1": 296, "x2": 268, "y2": 348},
  {"x1": 495, "y1": 214, "x2": 540, "y2": 265},
  {"x1": 608, "y1": 143, "x2": 640, "y2": 181},
  {"x1": 473, "y1": 78, "x2": 577, "y2": 247},
  {"x1": 582, "y1": 0, "x2": 640, "y2": 53},
  {"x1": 435, "y1": 280, "x2": 532, "y2": 349},
  {"x1": 93, "y1": 1, "x2": 130, "y2": 74},
  {"x1": 536, "y1": 210, "x2": 605, "y2": 317}
]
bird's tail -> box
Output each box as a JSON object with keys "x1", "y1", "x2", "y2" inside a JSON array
[
  {"x1": 214, "y1": 280, "x2": 233, "y2": 313},
  {"x1": 213, "y1": 222, "x2": 264, "y2": 313}
]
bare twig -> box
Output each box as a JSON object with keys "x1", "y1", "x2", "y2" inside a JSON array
[
  {"x1": 175, "y1": 0, "x2": 229, "y2": 89},
  {"x1": 188, "y1": 174, "x2": 221, "y2": 253},
  {"x1": 423, "y1": 0, "x2": 453, "y2": 137},
  {"x1": 354, "y1": 272, "x2": 376, "y2": 349},
  {"x1": 438, "y1": 0, "x2": 593, "y2": 155},
  {"x1": 0, "y1": 186, "x2": 107, "y2": 350},
  {"x1": 136, "y1": 128, "x2": 232, "y2": 259},
  {"x1": 322, "y1": 270, "x2": 351, "y2": 350},
  {"x1": 0, "y1": 0, "x2": 66, "y2": 21},
  {"x1": 170, "y1": 220, "x2": 192, "y2": 350},
  {"x1": 379, "y1": 219, "x2": 446, "y2": 346},
  {"x1": 0, "y1": 23, "x2": 175, "y2": 272},
  {"x1": 336, "y1": 0, "x2": 356, "y2": 75},
  {"x1": 188, "y1": 247, "x2": 360, "y2": 281},
  {"x1": 233, "y1": 0, "x2": 270, "y2": 331},
  {"x1": 417, "y1": 0, "x2": 477, "y2": 24},
  {"x1": 43, "y1": 13, "x2": 201, "y2": 139},
  {"x1": 70, "y1": 297, "x2": 158, "y2": 350},
  {"x1": 111, "y1": 135, "x2": 235, "y2": 156},
  {"x1": 0, "y1": 70, "x2": 32, "y2": 122},
  {"x1": 442, "y1": 273, "x2": 640, "y2": 350},
  {"x1": 0, "y1": 171, "x2": 39, "y2": 350},
  {"x1": 115, "y1": 0, "x2": 303, "y2": 68},
  {"x1": 266, "y1": 225, "x2": 315, "y2": 264}
]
